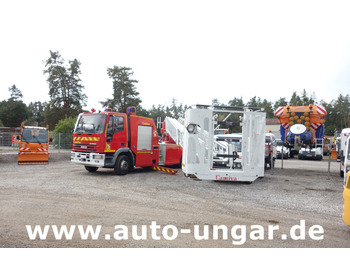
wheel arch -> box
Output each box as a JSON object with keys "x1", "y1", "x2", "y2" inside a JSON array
[{"x1": 113, "y1": 148, "x2": 134, "y2": 167}]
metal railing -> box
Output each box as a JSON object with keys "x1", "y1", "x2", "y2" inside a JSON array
[{"x1": 0, "y1": 132, "x2": 72, "y2": 152}]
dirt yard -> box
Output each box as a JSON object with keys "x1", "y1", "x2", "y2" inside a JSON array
[{"x1": 0, "y1": 150, "x2": 349, "y2": 248}]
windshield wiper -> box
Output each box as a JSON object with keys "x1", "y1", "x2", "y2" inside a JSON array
[{"x1": 32, "y1": 135, "x2": 42, "y2": 144}]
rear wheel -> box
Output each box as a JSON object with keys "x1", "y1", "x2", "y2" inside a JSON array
[
  {"x1": 85, "y1": 166, "x2": 98, "y2": 173},
  {"x1": 114, "y1": 155, "x2": 131, "y2": 176}
]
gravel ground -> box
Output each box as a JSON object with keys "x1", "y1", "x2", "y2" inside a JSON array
[{"x1": 0, "y1": 150, "x2": 349, "y2": 248}]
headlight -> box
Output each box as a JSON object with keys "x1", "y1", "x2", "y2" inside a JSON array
[
  {"x1": 187, "y1": 124, "x2": 197, "y2": 134},
  {"x1": 93, "y1": 155, "x2": 103, "y2": 160}
]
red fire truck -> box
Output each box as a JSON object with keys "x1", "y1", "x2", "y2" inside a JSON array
[{"x1": 71, "y1": 107, "x2": 182, "y2": 175}]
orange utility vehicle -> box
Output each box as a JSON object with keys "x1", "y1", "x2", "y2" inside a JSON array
[
  {"x1": 274, "y1": 104, "x2": 327, "y2": 158},
  {"x1": 71, "y1": 107, "x2": 182, "y2": 175},
  {"x1": 18, "y1": 123, "x2": 50, "y2": 165}
]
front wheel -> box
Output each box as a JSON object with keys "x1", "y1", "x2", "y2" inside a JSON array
[{"x1": 114, "y1": 155, "x2": 131, "y2": 176}]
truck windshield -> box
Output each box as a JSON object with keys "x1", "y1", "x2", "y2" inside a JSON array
[
  {"x1": 74, "y1": 114, "x2": 107, "y2": 134},
  {"x1": 21, "y1": 128, "x2": 48, "y2": 143}
]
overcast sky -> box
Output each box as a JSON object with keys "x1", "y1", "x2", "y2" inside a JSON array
[{"x1": 1, "y1": 0, "x2": 350, "y2": 112}]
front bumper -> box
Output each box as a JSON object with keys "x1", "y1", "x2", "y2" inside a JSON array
[
  {"x1": 71, "y1": 151, "x2": 105, "y2": 167},
  {"x1": 276, "y1": 152, "x2": 288, "y2": 158}
]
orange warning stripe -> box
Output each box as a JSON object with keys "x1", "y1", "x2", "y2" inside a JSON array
[{"x1": 152, "y1": 165, "x2": 177, "y2": 175}]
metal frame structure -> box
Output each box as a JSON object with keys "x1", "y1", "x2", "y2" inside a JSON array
[{"x1": 182, "y1": 105, "x2": 266, "y2": 182}]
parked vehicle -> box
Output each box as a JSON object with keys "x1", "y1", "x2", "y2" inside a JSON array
[
  {"x1": 343, "y1": 172, "x2": 350, "y2": 226},
  {"x1": 276, "y1": 139, "x2": 290, "y2": 159},
  {"x1": 71, "y1": 107, "x2": 182, "y2": 175},
  {"x1": 265, "y1": 133, "x2": 277, "y2": 168},
  {"x1": 298, "y1": 147, "x2": 323, "y2": 160},
  {"x1": 274, "y1": 104, "x2": 327, "y2": 158},
  {"x1": 17, "y1": 123, "x2": 51, "y2": 165},
  {"x1": 340, "y1": 128, "x2": 350, "y2": 177}
]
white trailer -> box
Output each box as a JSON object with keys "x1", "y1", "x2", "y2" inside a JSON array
[
  {"x1": 182, "y1": 105, "x2": 266, "y2": 182},
  {"x1": 340, "y1": 128, "x2": 350, "y2": 177}
]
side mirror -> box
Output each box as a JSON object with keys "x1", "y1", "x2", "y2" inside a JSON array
[{"x1": 16, "y1": 135, "x2": 20, "y2": 140}]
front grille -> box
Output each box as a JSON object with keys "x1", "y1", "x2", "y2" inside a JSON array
[{"x1": 73, "y1": 144, "x2": 96, "y2": 152}]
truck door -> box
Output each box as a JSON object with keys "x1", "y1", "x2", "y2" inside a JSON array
[{"x1": 106, "y1": 115, "x2": 127, "y2": 151}]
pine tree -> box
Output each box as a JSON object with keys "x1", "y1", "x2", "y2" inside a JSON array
[{"x1": 100, "y1": 66, "x2": 141, "y2": 113}]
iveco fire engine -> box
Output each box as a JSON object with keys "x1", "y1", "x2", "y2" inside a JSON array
[{"x1": 71, "y1": 107, "x2": 182, "y2": 175}]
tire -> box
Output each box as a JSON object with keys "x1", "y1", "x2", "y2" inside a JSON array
[
  {"x1": 265, "y1": 156, "x2": 270, "y2": 169},
  {"x1": 85, "y1": 166, "x2": 98, "y2": 173},
  {"x1": 114, "y1": 155, "x2": 131, "y2": 176}
]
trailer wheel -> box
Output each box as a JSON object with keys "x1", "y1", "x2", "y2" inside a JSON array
[
  {"x1": 85, "y1": 166, "x2": 98, "y2": 173},
  {"x1": 114, "y1": 155, "x2": 130, "y2": 176}
]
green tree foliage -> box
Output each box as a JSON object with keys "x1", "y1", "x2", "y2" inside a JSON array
[
  {"x1": 52, "y1": 116, "x2": 77, "y2": 149},
  {"x1": 245, "y1": 96, "x2": 273, "y2": 117},
  {"x1": 228, "y1": 97, "x2": 244, "y2": 107},
  {"x1": 322, "y1": 94, "x2": 350, "y2": 135},
  {"x1": 212, "y1": 98, "x2": 223, "y2": 107},
  {"x1": 43, "y1": 50, "x2": 87, "y2": 129},
  {"x1": 0, "y1": 86, "x2": 30, "y2": 127},
  {"x1": 169, "y1": 98, "x2": 184, "y2": 118},
  {"x1": 26, "y1": 101, "x2": 46, "y2": 126},
  {"x1": 8, "y1": 85, "x2": 23, "y2": 101},
  {"x1": 289, "y1": 91, "x2": 303, "y2": 106},
  {"x1": 300, "y1": 89, "x2": 315, "y2": 105},
  {"x1": 100, "y1": 66, "x2": 141, "y2": 113},
  {"x1": 273, "y1": 97, "x2": 288, "y2": 110},
  {"x1": 53, "y1": 116, "x2": 77, "y2": 133},
  {"x1": 258, "y1": 99, "x2": 274, "y2": 118},
  {"x1": 0, "y1": 100, "x2": 30, "y2": 127},
  {"x1": 246, "y1": 96, "x2": 261, "y2": 108}
]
